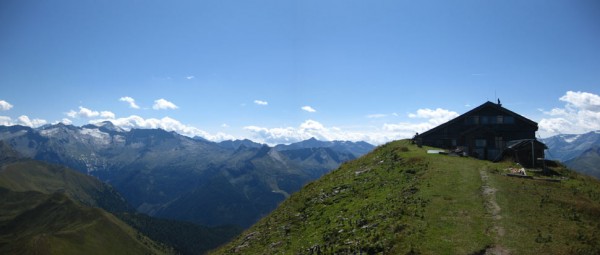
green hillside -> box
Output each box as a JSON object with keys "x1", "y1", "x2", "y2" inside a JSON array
[
  {"x1": 0, "y1": 145, "x2": 170, "y2": 254},
  {"x1": 565, "y1": 147, "x2": 600, "y2": 179},
  {"x1": 213, "y1": 140, "x2": 600, "y2": 254},
  {"x1": 0, "y1": 188, "x2": 168, "y2": 255},
  {"x1": 0, "y1": 159, "x2": 131, "y2": 213}
]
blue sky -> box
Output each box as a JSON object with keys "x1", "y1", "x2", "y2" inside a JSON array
[{"x1": 1, "y1": 0, "x2": 599, "y2": 144}]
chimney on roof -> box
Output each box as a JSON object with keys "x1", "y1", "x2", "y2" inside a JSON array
[{"x1": 497, "y1": 98, "x2": 502, "y2": 107}]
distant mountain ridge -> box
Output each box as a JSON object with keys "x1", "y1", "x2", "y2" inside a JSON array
[
  {"x1": 542, "y1": 131, "x2": 600, "y2": 162},
  {"x1": 217, "y1": 139, "x2": 264, "y2": 150},
  {"x1": 0, "y1": 123, "x2": 374, "y2": 228},
  {"x1": 542, "y1": 131, "x2": 600, "y2": 178},
  {"x1": 274, "y1": 137, "x2": 375, "y2": 157}
]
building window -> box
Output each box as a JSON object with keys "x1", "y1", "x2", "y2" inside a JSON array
[
  {"x1": 466, "y1": 116, "x2": 481, "y2": 125},
  {"x1": 475, "y1": 139, "x2": 487, "y2": 148},
  {"x1": 481, "y1": 116, "x2": 489, "y2": 124},
  {"x1": 505, "y1": 116, "x2": 515, "y2": 124},
  {"x1": 495, "y1": 137, "x2": 504, "y2": 149},
  {"x1": 497, "y1": 115, "x2": 504, "y2": 124}
]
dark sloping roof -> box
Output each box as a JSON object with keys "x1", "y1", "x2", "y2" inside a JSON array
[
  {"x1": 506, "y1": 139, "x2": 548, "y2": 150},
  {"x1": 419, "y1": 101, "x2": 538, "y2": 138},
  {"x1": 494, "y1": 139, "x2": 548, "y2": 162}
]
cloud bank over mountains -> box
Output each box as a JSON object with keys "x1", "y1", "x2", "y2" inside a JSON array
[
  {"x1": 0, "y1": 115, "x2": 47, "y2": 128},
  {"x1": 0, "y1": 100, "x2": 47, "y2": 128},
  {"x1": 538, "y1": 91, "x2": 600, "y2": 137},
  {"x1": 89, "y1": 115, "x2": 234, "y2": 141},
  {"x1": 67, "y1": 106, "x2": 115, "y2": 119},
  {"x1": 244, "y1": 107, "x2": 459, "y2": 145},
  {"x1": 1, "y1": 91, "x2": 599, "y2": 144}
]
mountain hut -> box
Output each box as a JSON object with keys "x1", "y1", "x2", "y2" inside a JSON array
[{"x1": 415, "y1": 100, "x2": 546, "y2": 167}]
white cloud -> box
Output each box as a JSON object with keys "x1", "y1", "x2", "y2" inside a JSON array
[
  {"x1": 186, "y1": 75, "x2": 195, "y2": 80},
  {"x1": 367, "y1": 113, "x2": 399, "y2": 119},
  {"x1": 100, "y1": 111, "x2": 115, "y2": 119},
  {"x1": 382, "y1": 122, "x2": 433, "y2": 136},
  {"x1": 0, "y1": 115, "x2": 47, "y2": 128},
  {"x1": 221, "y1": 123, "x2": 229, "y2": 128},
  {"x1": 79, "y1": 107, "x2": 100, "y2": 118},
  {"x1": 119, "y1": 96, "x2": 140, "y2": 109},
  {"x1": 408, "y1": 108, "x2": 459, "y2": 126},
  {"x1": 543, "y1": 108, "x2": 568, "y2": 116},
  {"x1": 539, "y1": 91, "x2": 600, "y2": 136},
  {"x1": 67, "y1": 106, "x2": 99, "y2": 118},
  {"x1": 245, "y1": 119, "x2": 386, "y2": 145},
  {"x1": 66, "y1": 110, "x2": 75, "y2": 118},
  {"x1": 367, "y1": 113, "x2": 387, "y2": 118},
  {"x1": 80, "y1": 107, "x2": 98, "y2": 117},
  {"x1": 380, "y1": 108, "x2": 459, "y2": 139},
  {"x1": 559, "y1": 91, "x2": 600, "y2": 111},
  {"x1": 60, "y1": 118, "x2": 73, "y2": 125},
  {"x1": 0, "y1": 100, "x2": 13, "y2": 111},
  {"x1": 244, "y1": 125, "x2": 299, "y2": 144},
  {"x1": 254, "y1": 100, "x2": 268, "y2": 106},
  {"x1": 90, "y1": 115, "x2": 234, "y2": 141},
  {"x1": 301, "y1": 106, "x2": 317, "y2": 113},
  {"x1": 299, "y1": 119, "x2": 325, "y2": 131},
  {"x1": 66, "y1": 106, "x2": 115, "y2": 119},
  {"x1": 243, "y1": 107, "x2": 460, "y2": 145},
  {"x1": 0, "y1": 116, "x2": 12, "y2": 126},
  {"x1": 152, "y1": 98, "x2": 178, "y2": 110},
  {"x1": 17, "y1": 115, "x2": 47, "y2": 127}
]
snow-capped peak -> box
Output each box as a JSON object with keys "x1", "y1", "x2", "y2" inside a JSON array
[
  {"x1": 563, "y1": 134, "x2": 580, "y2": 143},
  {"x1": 91, "y1": 121, "x2": 124, "y2": 133}
]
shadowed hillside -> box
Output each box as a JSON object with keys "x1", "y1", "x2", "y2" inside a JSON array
[
  {"x1": 565, "y1": 147, "x2": 600, "y2": 179},
  {"x1": 0, "y1": 188, "x2": 168, "y2": 255},
  {"x1": 0, "y1": 142, "x2": 239, "y2": 255}
]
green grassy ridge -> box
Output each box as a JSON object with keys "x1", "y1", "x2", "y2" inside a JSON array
[
  {"x1": 212, "y1": 140, "x2": 600, "y2": 254},
  {"x1": 0, "y1": 159, "x2": 131, "y2": 213},
  {"x1": 565, "y1": 147, "x2": 600, "y2": 179},
  {"x1": 0, "y1": 188, "x2": 168, "y2": 255}
]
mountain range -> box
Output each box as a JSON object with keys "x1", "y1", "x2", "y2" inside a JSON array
[
  {"x1": 0, "y1": 122, "x2": 374, "y2": 228},
  {"x1": 542, "y1": 131, "x2": 600, "y2": 179},
  {"x1": 3, "y1": 124, "x2": 600, "y2": 254}
]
